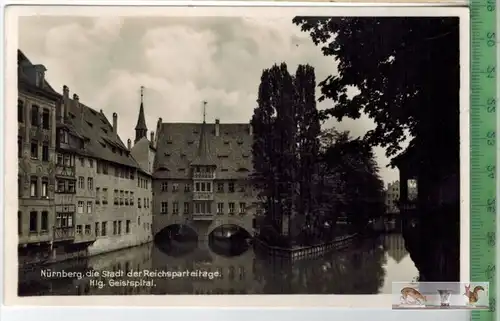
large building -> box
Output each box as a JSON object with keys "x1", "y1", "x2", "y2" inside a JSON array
[
  {"x1": 152, "y1": 108, "x2": 258, "y2": 241},
  {"x1": 17, "y1": 50, "x2": 153, "y2": 265},
  {"x1": 17, "y1": 51, "x2": 60, "y2": 265}
]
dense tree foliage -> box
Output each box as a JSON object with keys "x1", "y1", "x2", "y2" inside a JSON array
[
  {"x1": 292, "y1": 17, "x2": 460, "y2": 280},
  {"x1": 251, "y1": 63, "x2": 321, "y2": 246},
  {"x1": 292, "y1": 17, "x2": 460, "y2": 174},
  {"x1": 317, "y1": 128, "x2": 386, "y2": 235}
]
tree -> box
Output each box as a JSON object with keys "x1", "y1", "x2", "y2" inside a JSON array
[
  {"x1": 252, "y1": 63, "x2": 321, "y2": 246},
  {"x1": 292, "y1": 17, "x2": 460, "y2": 174},
  {"x1": 292, "y1": 17, "x2": 460, "y2": 280},
  {"x1": 319, "y1": 128, "x2": 385, "y2": 233}
]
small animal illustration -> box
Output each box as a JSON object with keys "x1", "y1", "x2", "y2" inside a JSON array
[
  {"x1": 464, "y1": 284, "x2": 485, "y2": 304},
  {"x1": 401, "y1": 287, "x2": 427, "y2": 305}
]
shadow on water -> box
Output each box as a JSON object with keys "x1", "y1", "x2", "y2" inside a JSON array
[
  {"x1": 401, "y1": 212, "x2": 460, "y2": 282},
  {"x1": 18, "y1": 231, "x2": 431, "y2": 295},
  {"x1": 154, "y1": 224, "x2": 198, "y2": 258}
]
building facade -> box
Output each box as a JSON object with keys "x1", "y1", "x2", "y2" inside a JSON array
[
  {"x1": 152, "y1": 115, "x2": 257, "y2": 241},
  {"x1": 17, "y1": 50, "x2": 153, "y2": 266},
  {"x1": 17, "y1": 51, "x2": 60, "y2": 265}
]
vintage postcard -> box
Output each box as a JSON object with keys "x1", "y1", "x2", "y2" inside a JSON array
[{"x1": 3, "y1": 4, "x2": 469, "y2": 307}]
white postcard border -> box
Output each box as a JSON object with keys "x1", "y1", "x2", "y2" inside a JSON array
[{"x1": 3, "y1": 4, "x2": 470, "y2": 308}]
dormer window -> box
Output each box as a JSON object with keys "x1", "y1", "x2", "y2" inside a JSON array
[
  {"x1": 35, "y1": 71, "x2": 43, "y2": 87},
  {"x1": 33, "y1": 65, "x2": 46, "y2": 88}
]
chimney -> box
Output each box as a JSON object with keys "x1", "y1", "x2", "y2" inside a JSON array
[
  {"x1": 150, "y1": 131, "x2": 155, "y2": 143},
  {"x1": 215, "y1": 118, "x2": 220, "y2": 137},
  {"x1": 127, "y1": 139, "x2": 132, "y2": 150},
  {"x1": 113, "y1": 112, "x2": 118, "y2": 133},
  {"x1": 60, "y1": 85, "x2": 69, "y2": 122},
  {"x1": 249, "y1": 123, "x2": 253, "y2": 135}
]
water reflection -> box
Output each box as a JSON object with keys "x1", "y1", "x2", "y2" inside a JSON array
[{"x1": 19, "y1": 233, "x2": 422, "y2": 296}]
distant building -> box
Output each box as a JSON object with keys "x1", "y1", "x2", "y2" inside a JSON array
[
  {"x1": 152, "y1": 110, "x2": 257, "y2": 241},
  {"x1": 385, "y1": 181, "x2": 401, "y2": 214},
  {"x1": 17, "y1": 50, "x2": 152, "y2": 265},
  {"x1": 384, "y1": 180, "x2": 418, "y2": 214}
]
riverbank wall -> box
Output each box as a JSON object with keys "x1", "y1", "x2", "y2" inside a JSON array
[
  {"x1": 254, "y1": 233, "x2": 358, "y2": 262},
  {"x1": 18, "y1": 237, "x2": 153, "y2": 271}
]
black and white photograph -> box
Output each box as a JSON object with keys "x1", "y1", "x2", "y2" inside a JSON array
[{"x1": 8, "y1": 5, "x2": 467, "y2": 304}]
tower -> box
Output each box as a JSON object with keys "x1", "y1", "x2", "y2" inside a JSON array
[{"x1": 134, "y1": 86, "x2": 148, "y2": 144}]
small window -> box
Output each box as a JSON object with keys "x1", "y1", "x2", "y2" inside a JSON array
[
  {"x1": 31, "y1": 105, "x2": 39, "y2": 126},
  {"x1": 18, "y1": 100, "x2": 24, "y2": 123},
  {"x1": 42, "y1": 109, "x2": 50, "y2": 129},
  {"x1": 29, "y1": 211, "x2": 38, "y2": 232},
  {"x1": 41, "y1": 211, "x2": 49, "y2": 231},
  {"x1": 42, "y1": 144, "x2": 49, "y2": 162},
  {"x1": 30, "y1": 141, "x2": 38, "y2": 159},
  {"x1": 18, "y1": 137, "x2": 23, "y2": 158}
]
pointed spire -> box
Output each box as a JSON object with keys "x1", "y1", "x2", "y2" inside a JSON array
[
  {"x1": 135, "y1": 86, "x2": 148, "y2": 144},
  {"x1": 191, "y1": 101, "x2": 215, "y2": 166}
]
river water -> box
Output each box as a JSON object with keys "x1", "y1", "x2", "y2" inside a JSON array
[{"x1": 19, "y1": 233, "x2": 419, "y2": 296}]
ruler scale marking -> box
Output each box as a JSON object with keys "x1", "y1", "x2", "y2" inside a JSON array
[{"x1": 471, "y1": 0, "x2": 498, "y2": 319}]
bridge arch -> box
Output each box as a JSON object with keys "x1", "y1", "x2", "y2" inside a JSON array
[{"x1": 207, "y1": 216, "x2": 253, "y2": 238}]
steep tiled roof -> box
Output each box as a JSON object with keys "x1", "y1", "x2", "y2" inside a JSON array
[
  {"x1": 18, "y1": 49, "x2": 139, "y2": 169},
  {"x1": 154, "y1": 122, "x2": 253, "y2": 180},
  {"x1": 64, "y1": 98, "x2": 139, "y2": 168},
  {"x1": 18, "y1": 50, "x2": 57, "y2": 94}
]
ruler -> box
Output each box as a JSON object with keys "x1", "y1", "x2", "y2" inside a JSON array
[{"x1": 470, "y1": 0, "x2": 498, "y2": 319}]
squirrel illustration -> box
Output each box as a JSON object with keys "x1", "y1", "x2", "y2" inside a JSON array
[
  {"x1": 401, "y1": 287, "x2": 427, "y2": 304},
  {"x1": 464, "y1": 284, "x2": 485, "y2": 304}
]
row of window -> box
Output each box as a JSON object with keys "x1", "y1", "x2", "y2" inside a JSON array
[
  {"x1": 77, "y1": 176, "x2": 94, "y2": 190},
  {"x1": 18, "y1": 210, "x2": 49, "y2": 234},
  {"x1": 159, "y1": 201, "x2": 247, "y2": 215},
  {"x1": 18, "y1": 211, "x2": 151, "y2": 237},
  {"x1": 18, "y1": 137, "x2": 50, "y2": 161},
  {"x1": 94, "y1": 219, "x2": 151, "y2": 237},
  {"x1": 96, "y1": 160, "x2": 136, "y2": 180},
  {"x1": 18, "y1": 100, "x2": 51, "y2": 129},
  {"x1": 160, "y1": 181, "x2": 248, "y2": 193},
  {"x1": 20, "y1": 176, "x2": 49, "y2": 198},
  {"x1": 95, "y1": 188, "x2": 151, "y2": 208}
]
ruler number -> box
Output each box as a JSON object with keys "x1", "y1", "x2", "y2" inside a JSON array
[
  {"x1": 487, "y1": 131, "x2": 496, "y2": 145},
  {"x1": 487, "y1": 198, "x2": 496, "y2": 213},
  {"x1": 486, "y1": 65, "x2": 496, "y2": 78},
  {"x1": 485, "y1": 264, "x2": 495, "y2": 280},
  {"x1": 487, "y1": 98, "x2": 496, "y2": 112},
  {"x1": 486, "y1": 0, "x2": 496, "y2": 11},
  {"x1": 486, "y1": 32, "x2": 496, "y2": 47},
  {"x1": 487, "y1": 165, "x2": 495, "y2": 178},
  {"x1": 486, "y1": 231, "x2": 496, "y2": 247}
]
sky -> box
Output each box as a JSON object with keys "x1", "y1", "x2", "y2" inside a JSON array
[{"x1": 19, "y1": 16, "x2": 399, "y2": 184}]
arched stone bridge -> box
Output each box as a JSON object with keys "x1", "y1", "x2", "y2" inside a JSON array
[{"x1": 153, "y1": 213, "x2": 254, "y2": 241}]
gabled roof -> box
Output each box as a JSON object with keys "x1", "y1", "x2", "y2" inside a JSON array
[{"x1": 154, "y1": 122, "x2": 252, "y2": 180}]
